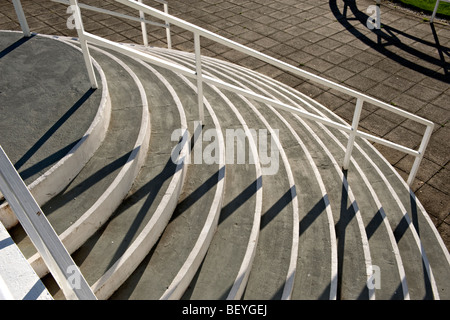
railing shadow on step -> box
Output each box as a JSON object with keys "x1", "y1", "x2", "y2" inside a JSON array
[
  {"x1": 329, "y1": 0, "x2": 449, "y2": 81},
  {"x1": 15, "y1": 89, "x2": 97, "y2": 179}
]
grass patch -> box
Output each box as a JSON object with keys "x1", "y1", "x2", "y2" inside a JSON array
[{"x1": 394, "y1": 0, "x2": 450, "y2": 18}]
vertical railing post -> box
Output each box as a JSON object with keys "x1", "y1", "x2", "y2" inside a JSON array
[
  {"x1": 12, "y1": 0, "x2": 31, "y2": 37},
  {"x1": 137, "y1": 0, "x2": 149, "y2": 46},
  {"x1": 431, "y1": 0, "x2": 441, "y2": 22},
  {"x1": 376, "y1": 0, "x2": 381, "y2": 29},
  {"x1": 343, "y1": 98, "x2": 364, "y2": 170},
  {"x1": 163, "y1": 2, "x2": 172, "y2": 49},
  {"x1": 407, "y1": 124, "x2": 434, "y2": 186},
  {"x1": 194, "y1": 32, "x2": 204, "y2": 122},
  {"x1": 68, "y1": 0, "x2": 98, "y2": 89}
]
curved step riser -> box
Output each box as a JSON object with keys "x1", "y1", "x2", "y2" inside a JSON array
[
  {"x1": 151, "y1": 48, "x2": 340, "y2": 300},
  {"x1": 199, "y1": 56, "x2": 407, "y2": 299},
  {"x1": 223, "y1": 61, "x2": 442, "y2": 299},
  {"x1": 153, "y1": 50, "x2": 364, "y2": 300},
  {"x1": 91, "y1": 60, "x2": 189, "y2": 300},
  {"x1": 140, "y1": 66, "x2": 264, "y2": 299},
  {"x1": 29, "y1": 44, "x2": 151, "y2": 278},
  {"x1": 4, "y1": 31, "x2": 448, "y2": 300},
  {"x1": 0, "y1": 34, "x2": 110, "y2": 230},
  {"x1": 184, "y1": 51, "x2": 446, "y2": 299}
]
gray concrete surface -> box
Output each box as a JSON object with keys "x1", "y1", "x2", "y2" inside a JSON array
[
  {"x1": 1, "y1": 0, "x2": 447, "y2": 252},
  {"x1": 0, "y1": 31, "x2": 101, "y2": 186}
]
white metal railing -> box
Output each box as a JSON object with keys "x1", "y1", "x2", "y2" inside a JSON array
[
  {"x1": 0, "y1": 146, "x2": 96, "y2": 300},
  {"x1": 12, "y1": 0, "x2": 434, "y2": 188},
  {"x1": 431, "y1": 0, "x2": 450, "y2": 22},
  {"x1": 80, "y1": 0, "x2": 434, "y2": 186},
  {"x1": 52, "y1": 0, "x2": 171, "y2": 48}
]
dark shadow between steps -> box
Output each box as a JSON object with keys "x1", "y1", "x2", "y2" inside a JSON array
[
  {"x1": 8, "y1": 148, "x2": 135, "y2": 251},
  {"x1": 101, "y1": 155, "x2": 181, "y2": 272},
  {"x1": 113, "y1": 167, "x2": 225, "y2": 300},
  {"x1": 299, "y1": 195, "x2": 329, "y2": 238},
  {"x1": 97, "y1": 126, "x2": 205, "y2": 274}
]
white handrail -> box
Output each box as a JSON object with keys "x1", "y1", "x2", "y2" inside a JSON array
[
  {"x1": 114, "y1": 0, "x2": 435, "y2": 186},
  {"x1": 69, "y1": 0, "x2": 98, "y2": 88},
  {"x1": 431, "y1": 0, "x2": 450, "y2": 22},
  {"x1": 52, "y1": 0, "x2": 168, "y2": 29},
  {"x1": 116, "y1": 0, "x2": 434, "y2": 127},
  {"x1": 51, "y1": 0, "x2": 172, "y2": 48},
  {"x1": 14, "y1": 0, "x2": 434, "y2": 186},
  {"x1": 0, "y1": 146, "x2": 96, "y2": 300},
  {"x1": 84, "y1": 31, "x2": 422, "y2": 160}
]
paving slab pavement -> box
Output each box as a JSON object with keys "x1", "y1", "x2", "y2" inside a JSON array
[{"x1": 1, "y1": 0, "x2": 448, "y2": 251}]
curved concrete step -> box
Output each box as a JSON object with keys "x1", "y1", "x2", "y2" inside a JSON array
[
  {"x1": 187, "y1": 53, "x2": 339, "y2": 300},
  {"x1": 138, "y1": 47, "x2": 449, "y2": 299},
  {"x1": 207, "y1": 57, "x2": 427, "y2": 299},
  {"x1": 201, "y1": 57, "x2": 400, "y2": 300},
  {"x1": 148, "y1": 49, "x2": 333, "y2": 300},
  {"x1": 4, "y1": 33, "x2": 448, "y2": 300},
  {"x1": 86, "y1": 56, "x2": 189, "y2": 301},
  {"x1": 0, "y1": 32, "x2": 110, "y2": 229},
  {"x1": 108, "y1": 63, "x2": 225, "y2": 300},
  {"x1": 142, "y1": 52, "x2": 268, "y2": 300},
  {"x1": 9, "y1": 41, "x2": 149, "y2": 280},
  {"x1": 41, "y1": 48, "x2": 186, "y2": 300},
  {"x1": 215, "y1": 57, "x2": 449, "y2": 299}
]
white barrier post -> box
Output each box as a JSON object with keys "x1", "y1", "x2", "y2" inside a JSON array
[{"x1": 12, "y1": 0, "x2": 31, "y2": 37}]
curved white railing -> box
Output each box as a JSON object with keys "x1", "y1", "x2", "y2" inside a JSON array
[
  {"x1": 5, "y1": 0, "x2": 439, "y2": 300},
  {"x1": 61, "y1": 0, "x2": 434, "y2": 187}
]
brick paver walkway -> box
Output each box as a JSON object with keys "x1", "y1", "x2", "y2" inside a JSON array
[{"x1": 1, "y1": 0, "x2": 449, "y2": 250}]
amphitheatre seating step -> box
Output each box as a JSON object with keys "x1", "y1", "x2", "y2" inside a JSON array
[
  {"x1": 145, "y1": 51, "x2": 267, "y2": 300},
  {"x1": 2, "y1": 33, "x2": 449, "y2": 300},
  {"x1": 109, "y1": 62, "x2": 225, "y2": 300},
  {"x1": 9, "y1": 40, "x2": 148, "y2": 281},
  {"x1": 133, "y1": 47, "x2": 449, "y2": 300},
  {"x1": 217, "y1": 56, "x2": 450, "y2": 299}
]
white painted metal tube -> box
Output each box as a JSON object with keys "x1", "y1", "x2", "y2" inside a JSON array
[
  {"x1": 68, "y1": 0, "x2": 98, "y2": 89},
  {"x1": 431, "y1": 0, "x2": 450, "y2": 22},
  {"x1": 203, "y1": 75, "x2": 353, "y2": 134},
  {"x1": 115, "y1": 0, "x2": 433, "y2": 128},
  {"x1": 83, "y1": 31, "x2": 195, "y2": 77},
  {"x1": 52, "y1": 0, "x2": 168, "y2": 28},
  {"x1": 407, "y1": 123, "x2": 434, "y2": 185},
  {"x1": 0, "y1": 146, "x2": 96, "y2": 300},
  {"x1": 343, "y1": 98, "x2": 364, "y2": 170},
  {"x1": 12, "y1": 0, "x2": 30, "y2": 37},
  {"x1": 164, "y1": 2, "x2": 172, "y2": 49},
  {"x1": 356, "y1": 131, "x2": 420, "y2": 157},
  {"x1": 138, "y1": 0, "x2": 148, "y2": 46},
  {"x1": 431, "y1": 0, "x2": 441, "y2": 22},
  {"x1": 194, "y1": 33, "x2": 204, "y2": 122}
]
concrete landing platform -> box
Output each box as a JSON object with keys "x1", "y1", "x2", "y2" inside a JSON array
[{"x1": 0, "y1": 31, "x2": 102, "y2": 187}]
